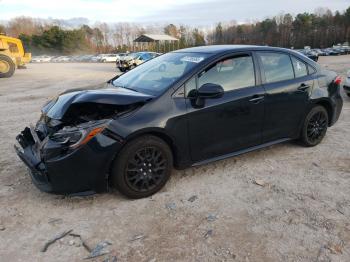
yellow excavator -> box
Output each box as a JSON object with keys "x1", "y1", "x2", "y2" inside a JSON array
[{"x1": 0, "y1": 34, "x2": 31, "y2": 78}]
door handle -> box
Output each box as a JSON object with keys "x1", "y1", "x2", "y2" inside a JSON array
[
  {"x1": 249, "y1": 95, "x2": 264, "y2": 103},
  {"x1": 297, "y1": 83, "x2": 310, "y2": 91}
]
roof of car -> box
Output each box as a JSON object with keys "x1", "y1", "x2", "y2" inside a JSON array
[{"x1": 174, "y1": 45, "x2": 291, "y2": 54}]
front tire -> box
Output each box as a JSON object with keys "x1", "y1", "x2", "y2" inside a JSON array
[
  {"x1": 0, "y1": 55, "x2": 15, "y2": 78},
  {"x1": 300, "y1": 106, "x2": 328, "y2": 147},
  {"x1": 111, "y1": 135, "x2": 173, "y2": 199}
]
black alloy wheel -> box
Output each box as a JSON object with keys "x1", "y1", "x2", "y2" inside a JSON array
[
  {"x1": 111, "y1": 135, "x2": 173, "y2": 198},
  {"x1": 125, "y1": 146, "x2": 167, "y2": 192},
  {"x1": 300, "y1": 106, "x2": 328, "y2": 146}
]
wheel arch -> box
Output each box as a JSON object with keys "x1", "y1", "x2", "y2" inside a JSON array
[
  {"x1": 106, "y1": 128, "x2": 180, "y2": 189},
  {"x1": 312, "y1": 99, "x2": 333, "y2": 126},
  {"x1": 129, "y1": 129, "x2": 178, "y2": 164},
  {"x1": 113, "y1": 128, "x2": 180, "y2": 169}
]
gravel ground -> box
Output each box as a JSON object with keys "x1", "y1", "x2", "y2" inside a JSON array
[{"x1": 0, "y1": 57, "x2": 349, "y2": 262}]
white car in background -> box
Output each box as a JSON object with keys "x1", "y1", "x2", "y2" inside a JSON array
[
  {"x1": 99, "y1": 54, "x2": 119, "y2": 62},
  {"x1": 31, "y1": 55, "x2": 53, "y2": 63},
  {"x1": 91, "y1": 54, "x2": 119, "y2": 62}
]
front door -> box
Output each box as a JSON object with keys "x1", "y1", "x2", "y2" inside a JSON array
[{"x1": 186, "y1": 53, "x2": 265, "y2": 162}]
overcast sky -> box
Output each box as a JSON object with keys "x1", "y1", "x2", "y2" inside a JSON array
[{"x1": 0, "y1": 0, "x2": 349, "y2": 25}]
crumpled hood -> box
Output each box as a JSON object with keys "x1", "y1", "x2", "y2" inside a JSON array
[{"x1": 42, "y1": 85, "x2": 154, "y2": 120}]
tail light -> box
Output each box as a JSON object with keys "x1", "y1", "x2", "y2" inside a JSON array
[{"x1": 334, "y1": 76, "x2": 342, "y2": 86}]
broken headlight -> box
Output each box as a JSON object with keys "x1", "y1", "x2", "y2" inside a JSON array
[
  {"x1": 50, "y1": 130, "x2": 84, "y2": 145},
  {"x1": 49, "y1": 121, "x2": 109, "y2": 148}
]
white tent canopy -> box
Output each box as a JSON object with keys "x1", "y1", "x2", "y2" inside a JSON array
[
  {"x1": 133, "y1": 34, "x2": 179, "y2": 42},
  {"x1": 133, "y1": 34, "x2": 179, "y2": 52}
]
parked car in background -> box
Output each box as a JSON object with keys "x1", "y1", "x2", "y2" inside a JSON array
[
  {"x1": 91, "y1": 54, "x2": 103, "y2": 62},
  {"x1": 15, "y1": 45, "x2": 343, "y2": 199},
  {"x1": 343, "y1": 46, "x2": 350, "y2": 54},
  {"x1": 76, "y1": 55, "x2": 95, "y2": 62},
  {"x1": 116, "y1": 53, "x2": 128, "y2": 61},
  {"x1": 52, "y1": 56, "x2": 71, "y2": 62},
  {"x1": 117, "y1": 51, "x2": 159, "y2": 72},
  {"x1": 323, "y1": 48, "x2": 340, "y2": 56},
  {"x1": 313, "y1": 49, "x2": 326, "y2": 56},
  {"x1": 31, "y1": 55, "x2": 52, "y2": 63},
  {"x1": 99, "y1": 54, "x2": 119, "y2": 63},
  {"x1": 339, "y1": 47, "x2": 350, "y2": 55},
  {"x1": 344, "y1": 70, "x2": 350, "y2": 97},
  {"x1": 90, "y1": 54, "x2": 118, "y2": 62},
  {"x1": 297, "y1": 49, "x2": 319, "y2": 62}
]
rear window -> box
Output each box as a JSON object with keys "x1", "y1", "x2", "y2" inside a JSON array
[
  {"x1": 291, "y1": 56, "x2": 308, "y2": 78},
  {"x1": 258, "y1": 52, "x2": 294, "y2": 83},
  {"x1": 308, "y1": 65, "x2": 316, "y2": 74}
]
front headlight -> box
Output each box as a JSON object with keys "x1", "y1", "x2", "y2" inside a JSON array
[
  {"x1": 49, "y1": 121, "x2": 108, "y2": 148},
  {"x1": 50, "y1": 129, "x2": 84, "y2": 145}
]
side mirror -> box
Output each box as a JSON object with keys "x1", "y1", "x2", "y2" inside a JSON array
[
  {"x1": 191, "y1": 83, "x2": 224, "y2": 108},
  {"x1": 197, "y1": 83, "x2": 224, "y2": 99}
]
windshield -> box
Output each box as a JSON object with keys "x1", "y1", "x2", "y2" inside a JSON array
[
  {"x1": 126, "y1": 53, "x2": 138, "y2": 59},
  {"x1": 112, "y1": 52, "x2": 210, "y2": 96}
]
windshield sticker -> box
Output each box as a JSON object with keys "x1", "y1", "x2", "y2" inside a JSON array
[{"x1": 181, "y1": 56, "x2": 205, "y2": 63}]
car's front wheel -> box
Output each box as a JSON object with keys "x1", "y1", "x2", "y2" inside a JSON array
[
  {"x1": 111, "y1": 135, "x2": 173, "y2": 198},
  {"x1": 300, "y1": 106, "x2": 328, "y2": 147}
]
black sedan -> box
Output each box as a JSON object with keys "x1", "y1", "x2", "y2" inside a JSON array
[{"x1": 15, "y1": 45, "x2": 343, "y2": 198}]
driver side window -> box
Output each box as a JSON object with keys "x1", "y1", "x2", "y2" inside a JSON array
[{"x1": 198, "y1": 55, "x2": 255, "y2": 92}]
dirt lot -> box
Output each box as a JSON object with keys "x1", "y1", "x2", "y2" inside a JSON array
[{"x1": 0, "y1": 56, "x2": 349, "y2": 262}]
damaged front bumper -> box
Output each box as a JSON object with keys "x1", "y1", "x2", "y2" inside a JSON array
[
  {"x1": 15, "y1": 126, "x2": 52, "y2": 191},
  {"x1": 15, "y1": 124, "x2": 124, "y2": 194}
]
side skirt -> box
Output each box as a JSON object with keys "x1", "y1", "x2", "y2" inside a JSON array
[{"x1": 192, "y1": 138, "x2": 291, "y2": 167}]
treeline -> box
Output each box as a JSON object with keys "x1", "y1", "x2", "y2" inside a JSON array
[
  {"x1": 208, "y1": 7, "x2": 350, "y2": 48},
  {"x1": 0, "y1": 6, "x2": 349, "y2": 54},
  {"x1": 0, "y1": 17, "x2": 205, "y2": 55}
]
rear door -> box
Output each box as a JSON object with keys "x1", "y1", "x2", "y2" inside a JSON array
[
  {"x1": 257, "y1": 51, "x2": 313, "y2": 142},
  {"x1": 186, "y1": 53, "x2": 265, "y2": 162}
]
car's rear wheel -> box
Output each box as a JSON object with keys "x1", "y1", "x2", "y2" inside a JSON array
[
  {"x1": 111, "y1": 135, "x2": 173, "y2": 199},
  {"x1": 300, "y1": 106, "x2": 328, "y2": 147}
]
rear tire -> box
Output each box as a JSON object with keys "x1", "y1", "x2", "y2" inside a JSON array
[
  {"x1": 111, "y1": 135, "x2": 173, "y2": 199},
  {"x1": 0, "y1": 55, "x2": 15, "y2": 78},
  {"x1": 300, "y1": 106, "x2": 328, "y2": 147}
]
